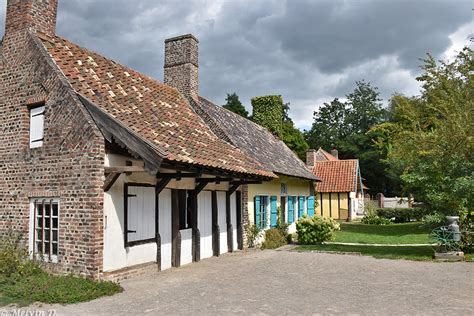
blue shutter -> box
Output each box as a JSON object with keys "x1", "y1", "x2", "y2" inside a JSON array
[
  {"x1": 255, "y1": 196, "x2": 261, "y2": 229},
  {"x1": 288, "y1": 197, "x2": 294, "y2": 223},
  {"x1": 307, "y1": 196, "x2": 315, "y2": 217},
  {"x1": 270, "y1": 196, "x2": 277, "y2": 227},
  {"x1": 298, "y1": 196, "x2": 305, "y2": 218}
]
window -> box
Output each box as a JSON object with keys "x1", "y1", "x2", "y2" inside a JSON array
[
  {"x1": 29, "y1": 105, "x2": 45, "y2": 148},
  {"x1": 287, "y1": 196, "x2": 295, "y2": 223},
  {"x1": 255, "y1": 196, "x2": 269, "y2": 229},
  {"x1": 280, "y1": 183, "x2": 288, "y2": 195},
  {"x1": 30, "y1": 198, "x2": 59, "y2": 262},
  {"x1": 125, "y1": 184, "x2": 156, "y2": 247}
]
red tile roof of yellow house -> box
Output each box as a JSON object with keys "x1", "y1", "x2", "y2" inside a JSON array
[
  {"x1": 312, "y1": 159, "x2": 359, "y2": 192},
  {"x1": 38, "y1": 33, "x2": 275, "y2": 179}
]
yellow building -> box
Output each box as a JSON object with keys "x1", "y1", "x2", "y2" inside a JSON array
[{"x1": 306, "y1": 148, "x2": 365, "y2": 221}]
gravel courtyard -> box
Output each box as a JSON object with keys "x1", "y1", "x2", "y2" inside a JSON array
[{"x1": 46, "y1": 250, "x2": 473, "y2": 315}]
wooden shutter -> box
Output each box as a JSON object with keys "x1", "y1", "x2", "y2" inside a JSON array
[
  {"x1": 298, "y1": 196, "x2": 305, "y2": 218},
  {"x1": 270, "y1": 196, "x2": 277, "y2": 227},
  {"x1": 307, "y1": 196, "x2": 315, "y2": 217},
  {"x1": 30, "y1": 106, "x2": 45, "y2": 148},
  {"x1": 254, "y1": 196, "x2": 261, "y2": 229},
  {"x1": 288, "y1": 197, "x2": 294, "y2": 223}
]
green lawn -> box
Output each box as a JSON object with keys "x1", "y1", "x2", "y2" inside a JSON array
[
  {"x1": 295, "y1": 244, "x2": 474, "y2": 262},
  {"x1": 334, "y1": 222, "x2": 431, "y2": 244},
  {"x1": 0, "y1": 270, "x2": 122, "y2": 307}
]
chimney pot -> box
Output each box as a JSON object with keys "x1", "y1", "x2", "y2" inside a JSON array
[{"x1": 163, "y1": 34, "x2": 199, "y2": 100}]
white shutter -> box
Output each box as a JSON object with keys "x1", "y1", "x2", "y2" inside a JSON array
[
  {"x1": 30, "y1": 106, "x2": 45, "y2": 148},
  {"x1": 127, "y1": 186, "x2": 155, "y2": 243}
]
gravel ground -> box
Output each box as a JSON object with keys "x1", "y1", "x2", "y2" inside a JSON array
[{"x1": 8, "y1": 249, "x2": 474, "y2": 315}]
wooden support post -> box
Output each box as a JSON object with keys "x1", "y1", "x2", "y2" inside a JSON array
[
  {"x1": 103, "y1": 172, "x2": 120, "y2": 191},
  {"x1": 212, "y1": 191, "x2": 219, "y2": 257},
  {"x1": 155, "y1": 183, "x2": 161, "y2": 271},
  {"x1": 226, "y1": 191, "x2": 233, "y2": 253},
  {"x1": 171, "y1": 189, "x2": 180, "y2": 267},
  {"x1": 236, "y1": 191, "x2": 243, "y2": 250}
]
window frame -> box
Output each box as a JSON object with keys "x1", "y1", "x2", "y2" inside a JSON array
[
  {"x1": 28, "y1": 103, "x2": 46, "y2": 148},
  {"x1": 124, "y1": 183, "x2": 157, "y2": 247},
  {"x1": 29, "y1": 198, "x2": 60, "y2": 263},
  {"x1": 255, "y1": 195, "x2": 269, "y2": 230}
]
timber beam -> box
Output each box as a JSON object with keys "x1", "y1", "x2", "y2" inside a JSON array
[{"x1": 105, "y1": 166, "x2": 146, "y2": 173}]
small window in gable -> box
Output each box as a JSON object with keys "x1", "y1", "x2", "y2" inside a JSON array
[{"x1": 29, "y1": 105, "x2": 45, "y2": 148}]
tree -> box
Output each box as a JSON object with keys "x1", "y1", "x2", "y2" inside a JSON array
[
  {"x1": 223, "y1": 92, "x2": 248, "y2": 118},
  {"x1": 305, "y1": 81, "x2": 392, "y2": 194},
  {"x1": 377, "y1": 48, "x2": 473, "y2": 216},
  {"x1": 251, "y1": 95, "x2": 309, "y2": 160}
]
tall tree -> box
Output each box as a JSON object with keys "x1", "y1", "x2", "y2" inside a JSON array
[
  {"x1": 223, "y1": 92, "x2": 248, "y2": 118},
  {"x1": 305, "y1": 81, "x2": 392, "y2": 194},
  {"x1": 252, "y1": 95, "x2": 309, "y2": 160}
]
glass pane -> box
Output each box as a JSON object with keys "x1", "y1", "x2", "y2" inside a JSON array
[
  {"x1": 53, "y1": 230, "x2": 58, "y2": 242},
  {"x1": 36, "y1": 242, "x2": 43, "y2": 253},
  {"x1": 45, "y1": 204, "x2": 50, "y2": 217},
  {"x1": 45, "y1": 219, "x2": 50, "y2": 229},
  {"x1": 52, "y1": 203, "x2": 58, "y2": 217},
  {"x1": 36, "y1": 229, "x2": 42, "y2": 241},
  {"x1": 37, "y1": 204, "x2": 43, "y2": 216},
  {"x1": 52, "y1": 243, "x2": 58, "y2": 255},
  {"x1": 37, "y1": 217, "x2": 43, "y2": 228},
  {"x1": 44, "y1": 230, "x2": 50, "y2": 242},
  {"x1": 53, "y1": 218, "x2": 58, "y2": 229},
  {"x1": 44, "y1": 242, "x2": 50, "y2": 254}
]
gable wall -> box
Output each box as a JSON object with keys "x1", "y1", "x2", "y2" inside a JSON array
[{"x1": 0, "y1": 30, "x2": 105, "y2": 278}]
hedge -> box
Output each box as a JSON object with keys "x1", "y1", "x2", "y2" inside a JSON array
[{"x1": 375, "y1": 208, "x2": 428, "y2": 223}]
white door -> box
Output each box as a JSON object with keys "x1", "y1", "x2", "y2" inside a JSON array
[
  {"x1": 217, "y1": 192, "x2": 228, "y2": 254},
  {"x1": 198, "y1": 191, "x2": 213, "y2": 259},
  {"x1": 159, "y1": 189, "x2": 172, "y2": 270},
  {"x1": 127, "y1": 186, "x2": 155, "y2": 243},
  {"x1": 230, "y1": 193, "x2": 238, "y2": 251}
]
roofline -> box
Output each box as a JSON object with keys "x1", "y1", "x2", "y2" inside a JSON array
[{"x1": 164, "y1": 34, "x2": 199, "y2": 43}]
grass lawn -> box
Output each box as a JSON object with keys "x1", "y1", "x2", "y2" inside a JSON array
[
  {"x1": 334, "y1": 222, "x2": 431, "y2": 244},
  {"x1": 0, "y1": 270, "x2": 123, "y2": 307},
  {"x1": 295, "y1": 244, "x2": 474, "y2": 262}
]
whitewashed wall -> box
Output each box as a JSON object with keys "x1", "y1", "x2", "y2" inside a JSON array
[
  {"x1": 180, "y1": 228, "x2": 193, "y2": 265},
  {"x1": 217, "y1": 192, "x2": 228, "y2": 255},
  {"x1": 198, "y1": 191, "x2": 213, "y2": 259}
]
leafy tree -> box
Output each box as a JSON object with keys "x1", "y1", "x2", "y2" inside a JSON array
[
  {"x1": 252, "y1": 95, "x2": 309, "y2": 160},
  {"x1": 305, "y1": 81, "x2": 392, "y2": 194},
  {"x1": 376, "y1": 48, "x2": 473, "y2": 216},
  {"x1": 223, "y1": 92, "x2": 248, "y2": 118}
]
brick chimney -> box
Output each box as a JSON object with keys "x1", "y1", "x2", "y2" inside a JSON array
[
  {"x1": 306, "y1": 149, "x2": 317, "y2": 168},
  {"x1": 4, "y1": 0, "x2": 58, "y2": 37},
  {"x1": 163, "y1": 34, "x2": 199, "y2": 100}
]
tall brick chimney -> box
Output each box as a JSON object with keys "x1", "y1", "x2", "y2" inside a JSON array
[
  {"x1": 163, "y1": 34, "x2": 199, "y2": 100},
  {"x1": 4, "y1": 0, "x2": 58, "y2": 37},
  {"x1": 306, "y1": 149, "x2": 317, "y2": 168}
]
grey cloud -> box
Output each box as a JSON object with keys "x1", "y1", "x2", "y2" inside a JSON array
[{"x1": 0, "y1": 0, "x2": 471, "y2": 129}]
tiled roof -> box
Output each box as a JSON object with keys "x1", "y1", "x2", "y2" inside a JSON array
[
  {"x1": 315, "y1": 148, "x2": 338, "y2": 161},
  {"x1": 190, "y1": 97, "x2": 318, "y2": 180},
  {"x1": 38, "y1": 34, "x2": 275, "y2": 178},
  {"x1": 313, "y1": 160, "x2": 358, "y2": 192}
]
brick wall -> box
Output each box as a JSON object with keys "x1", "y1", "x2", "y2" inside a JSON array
[
  {"x1": 241, "y1": 185, "x2": 249, "y2": 247},
  {"x1": 0, "y1": 26, "x2": 106, "y2": 278}
]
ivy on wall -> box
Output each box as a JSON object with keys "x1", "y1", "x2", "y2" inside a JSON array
[{"x1": 251, "y1": 95, "x2": 284, "y2": 138}]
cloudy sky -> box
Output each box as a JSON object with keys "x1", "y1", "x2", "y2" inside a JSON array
[{"x1": 0, "y1": 0, "x2": 472, "y2": 129}]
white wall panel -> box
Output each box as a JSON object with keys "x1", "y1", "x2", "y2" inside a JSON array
[
  {"x1": 159, "y1": 189, "x2": 172, "y2": 270},
  {"x1": 230, "y1": 193, "x2": 238, "y2": 251},
  {"x1": 180, "y1": 228, "x2": 193, "y2": 265},
  {"x1": 198, "y1": 191, "x2": 213, "y2": 259},
  {"x1": 217, "y1": 192, "x2": 228, "y2": 254}
]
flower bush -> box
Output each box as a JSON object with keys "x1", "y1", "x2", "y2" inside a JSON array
[
  {"x1": 261, "y1": 228, "x2": 287, "y2": 249},
  {"x1": 296, "y1": 215, "x2": 340, "y2": 244}
]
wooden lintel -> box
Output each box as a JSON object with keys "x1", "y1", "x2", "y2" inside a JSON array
[
  {"x1": 230, "y1": 180, "x2": 262, "y2": 185},
  {"x1": 105, "y1": 166, "x2": 146, "y2": 173},
  {"x1": 196, "y1": 177, "x2": 233, "y2": 184},
  {"x1": 156, "y1": 172, "x2": 200, "y2": 179},
  {"x1": 228, "y1": 183, "x2": 241, "y2": 195},
  {"x1": 103, "y1": 172, "x2": 121, "y2": 191}
]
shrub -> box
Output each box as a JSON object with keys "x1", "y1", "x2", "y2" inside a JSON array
[
  {"x1": 422, "y1": 213, "x2": 447, "y2": 229},
  {"x1": 364, "y1": 200, "x2": 379, "y2": 216},
  {"x1": 261, "y1": 228, "x2": 287, "y2": 249},
  {"x1": 460, "y1": 211, "x2": 473, "y2": 253},
  {"x1": 296, "y1": 215, "x2": 340, "y2": 244},
  {"x1": 245, "y1": 224, "x2": 261, "y2": 248},
  {"x1": 0, "y1": 231, "x2": 41, "y2": 278},
  {"x1": 375, "y1": 208, "x2": 427, "y2": 223},
  {"x1": 361, "y1": 215, "x2": 392, "y2": 225}
]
